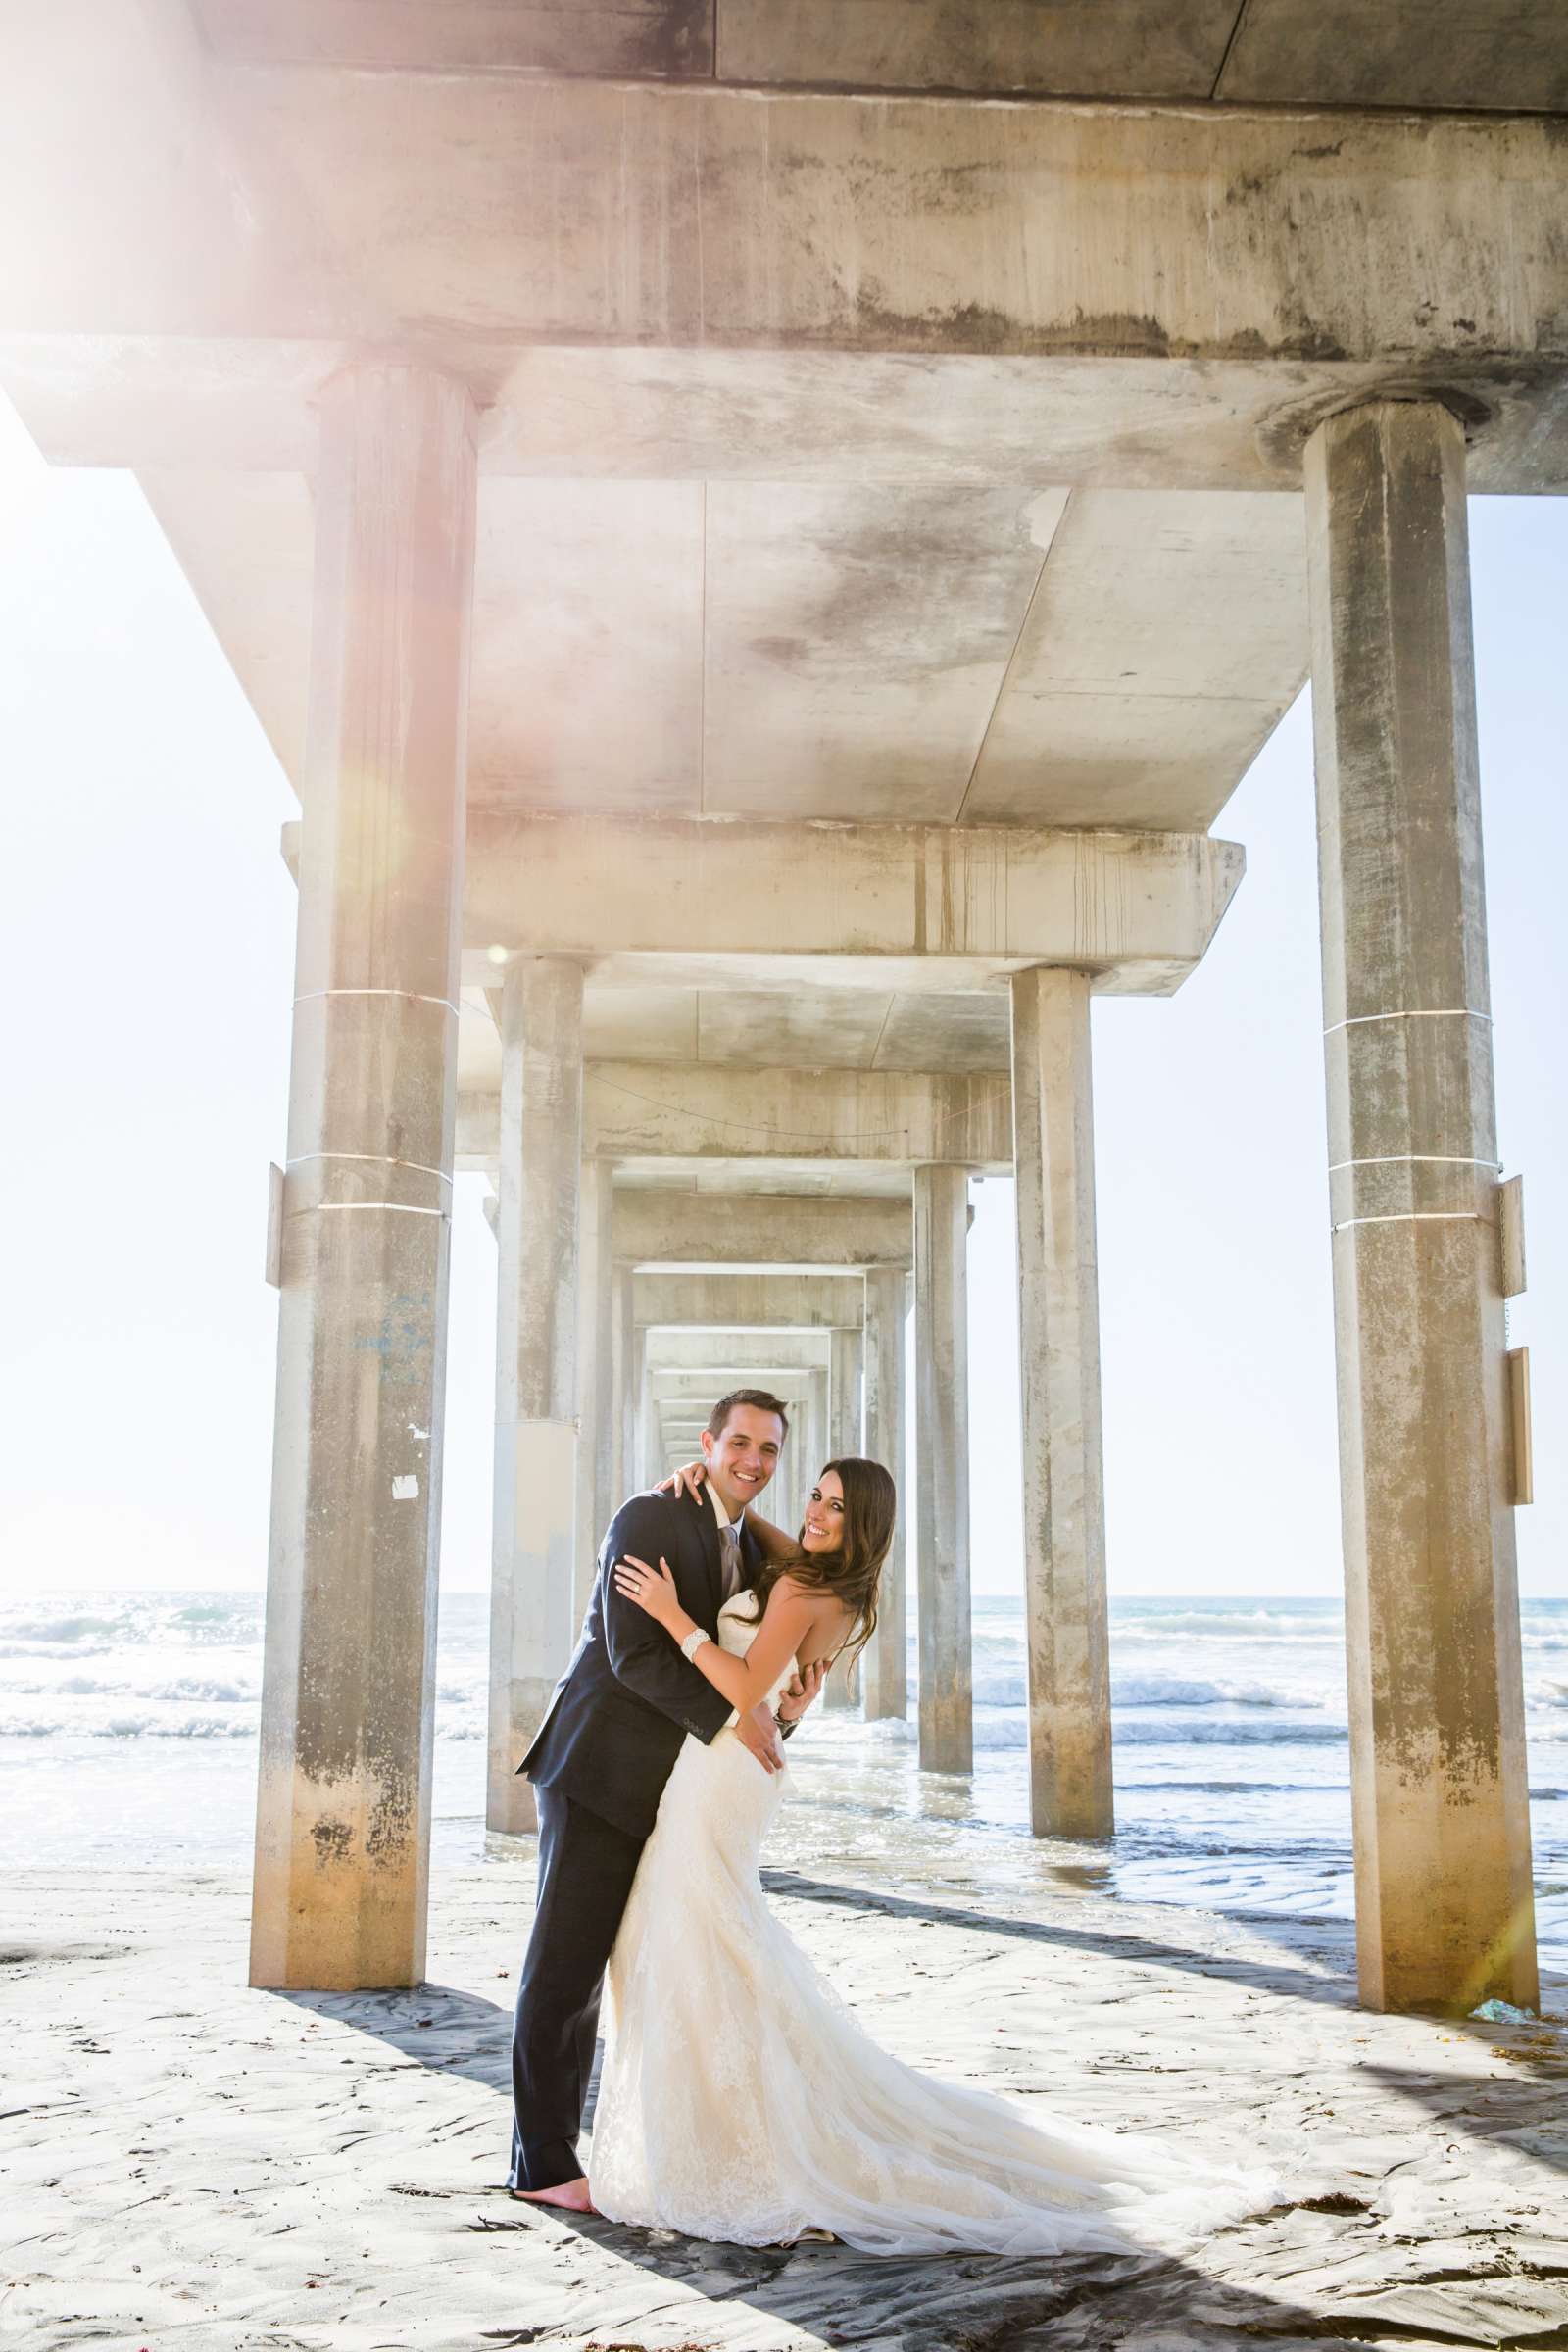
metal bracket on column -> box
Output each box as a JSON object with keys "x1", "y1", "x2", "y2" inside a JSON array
[
  {"x1": 265, "y1": 1163, "x2": 284, "y2": 1288},
  {"x1": 1499, "y1": 1175, "x2": 1527, "y2": 1298},
  {"x1": 1507, "y1": 1346, "x2": 1533, "y2": 1506}
]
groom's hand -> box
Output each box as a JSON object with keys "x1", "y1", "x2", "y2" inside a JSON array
[
  {"x1": 775, "y1": 1658, "x2": 827, "y2": 1725},
  {"x1": 735, "y1": 1702, "x2": 785, "y2": 1776}
]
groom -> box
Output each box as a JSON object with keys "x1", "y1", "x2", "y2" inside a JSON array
[{"x1": 507, "y1": 1387, "x2": 824, "y2": 2209}]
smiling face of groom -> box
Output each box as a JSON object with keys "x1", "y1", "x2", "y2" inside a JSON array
[{"x1": 700, "y1": 1396, "x2": 787, "y2": 1519}]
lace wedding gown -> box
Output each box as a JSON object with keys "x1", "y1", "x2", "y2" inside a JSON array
[{"x1": 588, "y1": 1596, "x2": 1285, "y2": 2254}]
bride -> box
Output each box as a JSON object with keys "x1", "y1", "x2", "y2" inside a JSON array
[{"x1": 592, "y1": 1454, "x2": 1284, "y2": 2255}]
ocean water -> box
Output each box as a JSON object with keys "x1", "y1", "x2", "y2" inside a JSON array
[{"x1": 4, "y1": 1588, "x2": 1566, "y2": 1964}]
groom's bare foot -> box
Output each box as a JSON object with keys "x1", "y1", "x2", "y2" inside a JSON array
[{"x1": 510, "y1": 2176, "x2": 596, "y2": 2213}]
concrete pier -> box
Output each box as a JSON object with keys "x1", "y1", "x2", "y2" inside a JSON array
[
  {"x1": 913, "y1": 1164, "x2": 972, "y2": 1773},
  {"x1": 486, "y1": 957, "x2": 582, "y2": 1839},
  {"x1": 801, "y1": 1369, "x2": 829, "y2": 1523},
  {"x1": 824, "y1": 1319, "x2": 866, "y2": 1709},
  {"x1": 11, "y1": 4, "x2": 1559, "y2": 2014},
  {"x1": 1304, "y1": 399, "x2": 1537, "y2": 2016},
  {"x1": 573, "y1": 1159, "x2": 612, "y2": 1617},
  {"x1": 611, "y1": 1266, "x2": 635, "y2": 1501},
  {"x1": 1010, "y1": 966, "x2": 1112, "y2": 1839},
  {"x1": 861, "y1": 1267, "x2": 909, "y2": 1722},
  {"x1": 250, "y1": 365, "x2": 476, "y2": 1990},
  {"x1": 639, "y1": 1362, "x2": 662, "y2": 1488},
  {"x1": 829, "y1": 1324, "x2": 864, "y2": 1461}
]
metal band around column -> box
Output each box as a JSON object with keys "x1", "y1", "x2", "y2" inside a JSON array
[
  {"x1": 1323, "y1": 1007, "x2": 1492, "y2": 1036},
  {"x1": 288, "y1": 1152, "x2": 453, "y2": 1185},
  {"x1": 293, "y1": 987, "x2": 461, "y2": 1016},
  {"x1": 311, "y1": 1202, "x2": 449, "y2": 1218},
  {"x1": 1332, "y1": 1210, "x2": 1490, "y2": 1234},
  {"x1": 1328, "y1": 1154, "x2": 1501, "y2": 1172}
]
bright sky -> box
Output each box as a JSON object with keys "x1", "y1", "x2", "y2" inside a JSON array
[{"x1": 2, "y1": 392, "x2": 1563, "y2": 1601}]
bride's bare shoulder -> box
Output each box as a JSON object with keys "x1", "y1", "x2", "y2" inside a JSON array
[
  {"x1": 767, "y1": 1574, "x2": 852, "y2": 1636},
  {"x1": 765, "y1": 1569, "x2": 818, "y2": 1608}
]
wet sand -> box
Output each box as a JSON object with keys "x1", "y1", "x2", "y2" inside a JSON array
[{"x1": 6, "y1": 1750, "x2": 1568, "y2": 2350}]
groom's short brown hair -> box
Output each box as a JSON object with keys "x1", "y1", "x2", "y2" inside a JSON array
[{"x1": 706, "y1": 1388, "x2": 790, "y2": 1444}]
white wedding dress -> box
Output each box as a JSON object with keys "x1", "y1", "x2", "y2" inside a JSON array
[{"x1": 589, "y1": 1595, "x2": 1285, "y2": 2254}]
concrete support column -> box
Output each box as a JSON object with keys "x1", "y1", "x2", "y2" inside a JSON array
[
  {"x1": 611, "y1": 1265, "x2": 636, "y2": 1506},
  {"x1": 486, "y1": 957, "x2": 583, "y2": 1839},
  {"x1": 829, "y1": 1324, "x2": 864, "y2": 1459},
  {"x1": 799, "y1": 1369, "x2": 829, "y2": 1519},
  {"x1": 913, "y1": 1163, "x2": 972, "y2": 1774},
  {"x1": 824, "y1": 1321, "x2": 865, "y2": 1711},
  {"x1": 636, "y1": 1331, "x2": 661, "y2": 1492},
  {"x1": 250, "y1": 365, "x2": 477, "y2": 1991},
  {"x1": 631, "y1": 1322, "x2": 651, "y2": 1491},
  {"x1": 1305, "y1": 398, "x2": 1536, "y2": 2016},
  {"x1": 595, "y1": 1184, "x2": 617, "y2": 1543},
  {"x1": 574, "y1": 1160, "x2": 613, "y2": 1618},
  {"x1": 1010, "y1": 966, "x2": 1112, "y2": 1840},
  {"x1": 861, "y1": 1267, "x2": 908, "y2": 1722}
]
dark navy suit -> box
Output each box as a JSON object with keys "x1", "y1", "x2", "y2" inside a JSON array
[{"x1": 507, "y1": 1484, "x2": 762, "y2": 2191}]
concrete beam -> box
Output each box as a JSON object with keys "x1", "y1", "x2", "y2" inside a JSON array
[
  {"x1": 8, "y1": 51, "x2": 1568, "y2": 499},
  {"x1": 653, "y1": 1362, "x2": 824, "y2": 1395},
  {"x1": 189, "y1": 0, "x2": 1568, "y2": 116},
  {"x1": 194, "y1": 0, "x2": 721, "y2": 81},
  {"x1": 460, "y1": 1067, "x2": 1009, "y2": 1172},
  {"x1": 613, "y1": 1190, "x2": 914, "y2": 1272},
  {"x1": 466, "y1": 818, "x2": 1245, "y2": 998},
  {"x1": 644, "y1": 1330, "x2": 834, "y2": 1373},
  {"x1": 634, "y1": 1272, "x2": 866, "y2": 1331},
  {"x1": 589, "y1": 1063, "x2": 1010, "y2": 1170}
]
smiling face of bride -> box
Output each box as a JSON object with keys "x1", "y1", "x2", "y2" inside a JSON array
[
  {"x1": 775, "y1": 1456, "x2": 897, "y2": 1693},
  {"x1": 801, "y1": 1469, "x2": 847, "y2": 1553}
]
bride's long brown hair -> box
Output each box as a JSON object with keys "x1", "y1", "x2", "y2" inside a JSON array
[{"x1": 744, "y1": 1456, "x2": 897, "y2": 1693}]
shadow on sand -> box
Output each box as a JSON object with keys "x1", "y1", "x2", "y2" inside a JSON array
[
  {"x1": 270, "y1": 1902, "x2": 1568, "y2": 2347},
  {"x1": 759, "y1": 1869, "x2": 1361, "y2": 2016}
]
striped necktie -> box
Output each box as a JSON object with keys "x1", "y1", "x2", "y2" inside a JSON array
[{"x1": 718, "y1": 1521, "x2": 742, "y2": 1602}]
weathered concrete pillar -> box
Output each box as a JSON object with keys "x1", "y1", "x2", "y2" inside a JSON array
[
  {"x1": 861, "y1": 1267, "x2": 908, "y2": 1722},
  {"x1": 486, "y1": 956, "x2": 583, "y2": 1839},
  {"x1": 1010, "y1": 966, "x2": 1112, "y2": 1840},
  {"x1": 800, "y1": 1368, "x2": 829, "y2": 1519},
  {"x1": 631, "y1": 1320, "x2": 651, "y2": 1491},
  {"x1": 830, "y1": 1323, "x2": 864, "y2": 1459},
  {"x1": 611, "y1": 1264, "x2": 636, "y2": 1504},
  {"x1": 574, "y1": 1160, "x2": 613, "y2": 1618},
  {"x1": 913, "y1": 1163, "x2": 972, "y2": 1773},
  {"x1": 636, "y1": 1329, "x2": 662, "y2": 1492},
  {"x1": 1304, "y1": 397, "x2": 1537, "y2": 2016},
  {"x1": 824, "y1": 1320, "x2": 865, "y2": 1710},
  {"x1": 250, "y1": 365, "x2": 477, "y2": 1991},
  {"x1": 595, "y1": 1184, "x2": 617, "y2": 1537}
]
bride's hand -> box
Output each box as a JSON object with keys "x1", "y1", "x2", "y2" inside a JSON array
[
  {"x1": 776, "y1": 1657, "x2": 828, "y2": 1724},
  {"x1": 654, "y1": 1458, "x2": 707, "y2": 1502},
  {"x1": 612, "y1": 1552, "x2": 683, "y2": 1630}
]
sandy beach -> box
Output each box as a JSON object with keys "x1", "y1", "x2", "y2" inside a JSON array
[{"x1": 7, "y1": 1773, "x2": 1568, "y2": 2352}]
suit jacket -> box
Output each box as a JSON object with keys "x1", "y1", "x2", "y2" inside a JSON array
[{"x1": 518, "y1": 1485, "x2": 760, "y2": 1840}]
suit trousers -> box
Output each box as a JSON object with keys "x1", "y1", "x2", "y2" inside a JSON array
[{"x1": 508, "y1": 1786, "x2": 647, "y2": 2192}]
